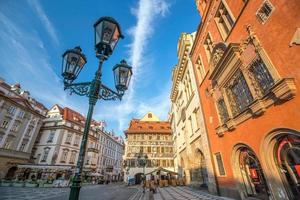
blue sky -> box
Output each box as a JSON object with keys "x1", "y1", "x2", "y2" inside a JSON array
[{"x1": 0, "y1": 0, "x2": 200, "y2": 136}]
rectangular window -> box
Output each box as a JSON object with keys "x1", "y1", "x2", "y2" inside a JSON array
[
  {"x1": 217, "y1": 98, "x2": 229, "y2": 124},
  {"x1": 227, "y1": 70, "x2": 253, "y2": 115},
  {"x1": 41, "y1": 148, "x2": 50, "y2": 162},
  {"x1": 1, "y1": 120, "x2": 10, "y2": 129},
  {"x1": 74, "y1": 135, "x2": 80, "y2": 146},
  {"x1": 147, "y1": 146, "x2": 151, "y2": 153},
  {"x1": 215, "y1": 1, "x2": 235, "y2": 39},
  {"x1": 61, "y1": 150, "x2": 69, "y2": 163},
  {"x1": 203, "y1": 33, "x2": 214, "y2": 62},
  {"x1": 65, "y1": 133, "x2": 72, "y2": 144},
  {"x1": 4, "y1": 139, "x2": 12, "y2": 149},
  {"x1": 69, "y1": 151, "x2": 76, "y2": 163},
  {"x1": 196, "y1": 56, "x2": 206, "y2": 82},
  {"x1": 256, "y1": 0, "x2": 274, "y2": 23},
  {"x1": 25, "y1": 127, "x2": 32, "y2": 137},
  {"x1": 18, "y1": 110, "x2": 25, "y2": 118},
  {"x1": 47, "y1": 131, "x2": 55, "y2": 143},
  {"x1": 249, "y1": 57, "x2": 274, "y2": 95},
  {"x1": 215, "y1": 152, "x2": 226, "y2": 176},
  {"x1": 19, "y1": 142, "x2": 27, "y2": 152},
  {"x1": 7, "y1": 106, "x2": 17, "y2": 115},
  {"x1": 10, "y1": 123, "x2": 19, "y2": 132}
]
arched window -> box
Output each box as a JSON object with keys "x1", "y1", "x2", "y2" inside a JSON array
[{"x1": 277, "y1": 136, "x2": 300, "y2": 198}]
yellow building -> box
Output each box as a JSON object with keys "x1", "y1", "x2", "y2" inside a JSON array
[
  {"x1": 170, "y1": 33, "x2": 217, "y2": 193},
  {"x1": 124, "y1": 112, "x2": 174, "y2": 184}
]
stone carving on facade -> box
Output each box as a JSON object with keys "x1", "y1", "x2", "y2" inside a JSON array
[
  {"x1": 210, "y1": 42, "x2": 227, "y2": 73},
  {"x1": 245, "y1": 65, "x2": 264, "y2": 98},
  {"x1": 239, "y1": 25, "x2": 262, "y2": 54}
]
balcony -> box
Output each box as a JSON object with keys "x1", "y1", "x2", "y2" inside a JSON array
[{"x1": 87, "y1": 147, "x2": 99, "y2": 153}]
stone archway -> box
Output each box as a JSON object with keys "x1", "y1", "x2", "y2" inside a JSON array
[
  {"x1": 134, "y1": 173, "x2": 143, "y2": 185},
  {"x1": 260, "y1": 128, "x2": 300, "y2": 200},
  {"x1": 6, "y1": 166, "x2": 17, "y2": 180},
  {"x1": 190, "y1": 148, "x2": 208, "y2": 188},
  {"x1": 232, "y1": 144, "x2": 269, "y2": 200}
]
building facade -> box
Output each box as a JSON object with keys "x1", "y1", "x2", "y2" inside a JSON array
[
  {"x1": 170, "y1": 32, "x2": 217, "y2": 193},
  {"x1": 98, "y1": 131, "x2": 124, "y2": 182},
  {"x1": 28, "y1": 104, "x2": 124, "y2": 182},
  {"x1": 124, "y1": 112, "x2": 174, "y2": 184},
  {"x1": 190, "y1": 0, "x2": 300, "y2": 199},
  {"x1": 31, "y1": 105, "x2": 102, "y2": 180},
  {"x1": 0, "y1": 79, "x2": 47, "y2": 179}
]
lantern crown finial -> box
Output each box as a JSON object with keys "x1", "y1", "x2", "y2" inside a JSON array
[{"x1": 93, "y1": 16, "x2": 124, "y2": 38}]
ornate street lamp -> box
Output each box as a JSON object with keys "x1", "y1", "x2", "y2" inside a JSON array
[
  {"x1": 94, "y1": 16, "x2": 124, "y2": 58},
  {"x1": 62, "y1": 17, "x2": 132, "y2": 200},
  {"x1": 137, "y1": 153, "x2": 148, "y2": 193}
]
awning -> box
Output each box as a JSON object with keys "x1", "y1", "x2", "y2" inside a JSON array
[
  {"x1": 145, "y1": 167, "x2": 178, "y2": 175},
  {"x1": 88, "y1": 172, "x2": 104, "y2": 177},
  {"x1": 17, "y1": 164, "x2": 73, "y2": 170}
]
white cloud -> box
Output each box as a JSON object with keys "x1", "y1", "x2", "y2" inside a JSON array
[
  {"x1": 0, "y1": 4, "x2": 84, "y2": 113},
  {"x1": 94, "y1": 0, "x2": 171, "y2": 132},
  {"x1": 27, "y1": 0, "x2": 59, "y2": 46}
]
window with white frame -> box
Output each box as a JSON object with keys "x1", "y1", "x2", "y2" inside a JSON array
[
  {"x1": 1, "y1": 120, "x2": 10, "y2": 129},
  {"x1": 19, "y1": 142, "x2": 27, "y2": 152},
  {"x1": 41, "y1": 147, "x2": 50, "y2": 162},
  {"x1": 10, "y1": 122, "x2": 19, "y2": 132},
  {"x1": 0, "y1": 135, "x2": 3, "y2": 143},
  {"x1": 214, "y1": 1, "x2": 235, "y2": 39},
  {"x1": 215, "y1": 152, "x2": 226, "y2": 176},
  {"x1": 226, "y1": 70, "x2": 253, "y2": 116},
  {"x1": 65, "y1": 133, "x2": 72, "y2": 144},
  {"x1": 7, "y1": 106, "x2": 17, "y2": 115},
  {"x1": 203, "y1": 33, "x2": 214, "y2": 62},
  {"x1": 25, "y1": 127, "x2": 32, "y2": 137},
  {"x1": 61, "y1": 149, "x2": 69, "y2": 163},
  {"x1": 249, "y1": 56, "x2": 274, "y2": 95},
  {"x1": 74, "y1": 135, "x2": 80, "y2": 146},
  {"x1": 195, "y1": 56, "x2": 206, "y2": 82},
  {"x1": 256, "y1": 0, "x2": 274, "y2": 24},
  {"x1": 4, "y1": 139, "x2": 13, "y2": 149},
  {"x1": 69, "y1": 151, "x2": 77, "y2": 163},
  {"x1": 216, "y1": 98, "x2": 229, "y2": 124},
  {"x1": 47, "y1": 131, "x2": 55, "y2": 143},
  {"x1": 17, "y1": 110, "x2": 25, "y2": 118}
]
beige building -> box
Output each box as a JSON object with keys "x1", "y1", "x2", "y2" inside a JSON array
[
  {"x1": 0, "y1": 79, "x2": 47, "y2": 179},
  {"x1": 29, "y1": 105, "x2": 102, "y2": 180},
  {"x1": 98, "y1": 130, "x2": 124, "y2": 182},
  {"x1": 124, "y1": 112, "x2": 174, "y2": 184},
  {"x1": 27, "y1": 104, "x2": 124, "y2": 182},
  {"x1": 170, "y1": 33, "x2": 217, "y2": 193}
]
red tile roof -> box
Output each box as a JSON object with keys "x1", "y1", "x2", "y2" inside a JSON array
[{"x1": 124, "y1": 119, "x2": 172, "y2": 135}]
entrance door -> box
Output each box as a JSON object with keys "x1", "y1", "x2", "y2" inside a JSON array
[
  {"x1": 191, "y1": 149, "x2": 208, "y2": 187},
  {"x1": 134, "y1": 173, "x2": 143, "y2": 184},
  {"x1": 239, "y1": 148, "x2": 269, "y2": 200},
  {"x1": 6, "y1": 166, "x2": 17, "y2": 180},
  {"x1": 277, "y1": 136, "x2": 300, "y2": 200}
]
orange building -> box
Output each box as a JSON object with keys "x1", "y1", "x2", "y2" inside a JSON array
[
  {"x1": 190, "y1": 0, "x2": 300, "y2": 199},
  {"x1": 123, "y1": 112, "x2": 174, "y2": 184}
]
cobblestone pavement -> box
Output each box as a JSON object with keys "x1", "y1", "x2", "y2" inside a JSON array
[
  {"x1": 129, "y1": 186, "x2": 234, "y2": 200},
  {"x1": 0, "y1": 183, "x2": 138, "y2": 200}
]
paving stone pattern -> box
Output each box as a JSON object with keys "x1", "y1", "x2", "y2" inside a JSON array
[{"x1": 130, "y1": 186, "x2": 234, "y2": 200}]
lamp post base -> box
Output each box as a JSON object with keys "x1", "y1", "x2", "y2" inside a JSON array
[{"x1": 69, "y1": 180, "x2": 81, "y2": 200}]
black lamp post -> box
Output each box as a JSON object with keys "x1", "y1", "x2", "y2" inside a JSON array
[
  {"x1": 61, "y1": 16, "x2": 132, "y2": 200},
  {"x1": 137, "y1": 153, "x2": 148, "y2": 193}
]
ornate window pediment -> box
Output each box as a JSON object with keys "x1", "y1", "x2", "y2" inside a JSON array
[
  {"x1": 209, "y1": 42, "x2": 227, "y2": 72},
  {"x1": 212, "y1": 25, "x2": 296, "y2": 137}
]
